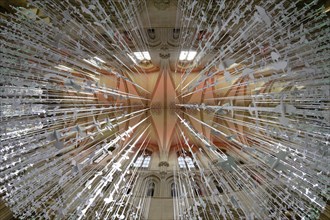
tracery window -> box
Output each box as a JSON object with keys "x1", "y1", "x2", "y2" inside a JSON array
[
  {"x1": 171, "y1": 182, "x2": 177, "y2": 197},
  {"x1": 178, "y1": 155, "x2": 195, "y2": 169},
  {"x1": 146, "y1": 182, "x2": 155, "y2": 197},
  {"x1": 133, "y1": 150, "x2": 152, "y2": 168}
]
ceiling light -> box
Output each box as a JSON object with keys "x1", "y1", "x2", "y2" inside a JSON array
[{"x1": 179, "y1": 51, "x2": 197, "y2": 61}]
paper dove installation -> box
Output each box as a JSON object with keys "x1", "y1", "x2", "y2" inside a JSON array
[{"x1": 0, "y1": 0, "x2": 329, "y2": 219}]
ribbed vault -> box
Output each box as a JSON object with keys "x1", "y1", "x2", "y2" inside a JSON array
[{"x1": 0, "y1": 0, "x2": 329, "y2": 219}]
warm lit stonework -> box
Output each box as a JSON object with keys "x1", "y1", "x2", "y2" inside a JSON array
[{"x1": 0, "y1": 0, "x2": 329, "y2": 219}]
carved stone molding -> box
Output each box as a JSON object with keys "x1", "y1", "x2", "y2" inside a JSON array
[
  {"x1": 159, "y1": 53, "x2": 170, "y2": 59},
  {"x1": 160, "y1": 44, "x2": 169, "y2": 51},
  {"x1": 160, "y1": 171, "x2": 167, "y2": 179},
  {"x1": 153, "y1": 0, "x2": 171, "y2": 10},
  {"x1": 158, "y1": 161, "x2": 169, "y2": 167},
  {"x1": 159, "y1": 161, "x2": 169, "y2": 178}
]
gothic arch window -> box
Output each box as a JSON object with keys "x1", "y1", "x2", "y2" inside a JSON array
[
  {"x1": 144, "y1": 176, "x2": 160, "y2": 197},
  {"x1": 133, "y1": 150, "x2": 152, "y2": 168},
  {"x1": 171, "y1": 182, "x2": 177, "y2": 197},
  {"x1": 146, "y1": 182, "x2": 155, "y2": 197},
  {"x1": 177, "y1": 153, "x2": 195, "y2": 169},
  {"x1": 147, "y1": 28, "x2": 156, "y2": 39},
  {"x1": 173, "y1": 28, "x2": 180, "y2": 39}
]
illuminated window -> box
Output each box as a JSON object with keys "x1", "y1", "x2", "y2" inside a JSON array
[
  {"x1": 133, "y1": 151, "x2": 151, "y2": 168},
  {"x1": 128, "y1": 51, "x2": 151, "y2": 64},
  {"x1": 178, "y1": 156, "x2": 195, "y2": 169},
  {"x1": 179, "y1": 51, "x2": 197, "y2": 61},
  {"x1": 178, "y1": 156, "x2": 185, "y2": 168},
  {"x1": 134, "y1": 156, "x2": 144, "y2": 167}
]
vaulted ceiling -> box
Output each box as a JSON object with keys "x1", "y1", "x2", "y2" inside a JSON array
[{"x1": 0, "y1": 0, "x2": 329, "y2": 219}]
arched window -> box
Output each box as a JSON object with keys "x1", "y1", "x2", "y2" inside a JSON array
[
  {"x1": 171, "y1": 183, "x2": 177, "y2": 197},
  {"x1": 178, "y1": 156, "x2": 195, "y2": 169},
  {"x1": 133, "y1": 150, "x2": 152, "y2": 168},
  {"x1": 146, "y1": 182, "x2": 155, "y2": 197}
]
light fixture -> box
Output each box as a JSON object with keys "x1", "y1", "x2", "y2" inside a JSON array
[{"x1": 179, "y1": 50, "x2": 197, "y2": 61}]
